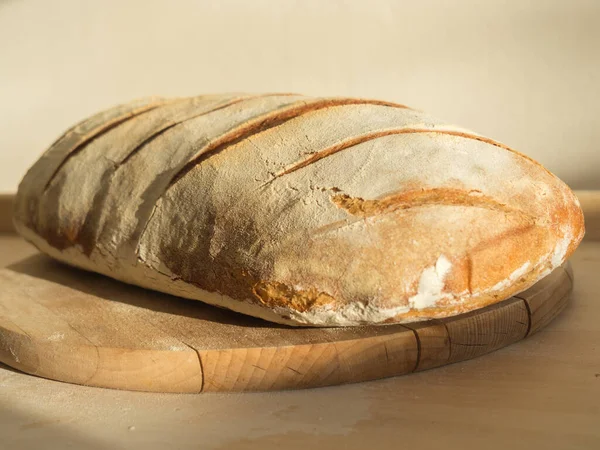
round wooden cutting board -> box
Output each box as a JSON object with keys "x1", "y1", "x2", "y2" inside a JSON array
[{"x1": 0, "y1": 254, "x2": 573, "y2": 393}]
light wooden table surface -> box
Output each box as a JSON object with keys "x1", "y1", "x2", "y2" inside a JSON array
[{"x1": 0, "y1": 193, "x2": 599, "y2": 450}]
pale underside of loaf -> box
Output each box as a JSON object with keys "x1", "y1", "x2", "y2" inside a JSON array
[{"x1": 13, "y1": 94, "x2": 585, "y2": 326}]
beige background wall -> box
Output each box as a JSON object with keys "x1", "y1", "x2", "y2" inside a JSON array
[{"x1": 1, "y1": 0, "x2": 598, "y2": 192}]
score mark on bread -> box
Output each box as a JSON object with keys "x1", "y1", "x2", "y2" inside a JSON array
[{"x1": 13, "y1": 93, "x2": 585, "y2": 326}]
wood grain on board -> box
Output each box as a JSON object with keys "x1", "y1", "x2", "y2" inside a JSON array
[{"x1": 0, "y1": 252, "x2": 573, "y2": 392}]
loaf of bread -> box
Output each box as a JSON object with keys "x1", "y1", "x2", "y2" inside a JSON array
[{"x1": 14, "y1": 94, "x2": 585, "y2": 326}]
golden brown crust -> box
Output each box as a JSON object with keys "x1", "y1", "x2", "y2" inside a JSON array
[
  {"x1": 12, "y1": 93, "x2": 585, "y2": 327},
  {"x1": 330, "y1": 188, "x2": 534, "y2": 220},
  {"x1": 252, "y1": 281, "x2": 336, "y2": 313}
]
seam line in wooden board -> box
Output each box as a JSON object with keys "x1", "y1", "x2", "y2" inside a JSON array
[
  {"x1": 515, "y1": 282, "x2": 572, "y2": 337},
  {"x1": 514, "y1": 265, "x2": 573, "y2": 335},
  {"x1": 517, "y1": 297, "x2": 534, "y2": 336},
  {"x1": 409, "y1": 327, "x2": 422, "y2": 372},
  {"x1": 82, "y1": 344, "x2": 101, "y2": 385},
  {"x1": 440, "y1": 320, "x2": 453, "y2": 362},
  {"x1": 402, "y1": 320, "x2": 450, "y2": 372},
  {"x1": 198, "y1": 330, "x2": 418, "y2": 392},
  {"x1": 85, "y1": 290, "x2": 206, "y2": 391},
  {"x1": 175, "y1": 337, "x2": 205, "y2": 393},
  {"x1": 0, "y1": 258, "x2": 574, "y2": 392}
]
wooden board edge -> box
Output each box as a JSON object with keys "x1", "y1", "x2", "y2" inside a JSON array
[
  {"x1": 0, "y1": 263, "x2": 572, "y2": 393},
  {"x1": 0, "y1": 326, "x2": 203, "y2": 393},
  {"x1": 515, "y1": 263, "x2": 573, "y2": 336},
  {"x1": 198, "y1": 330, "x2": 419, "y2": 392},
  {"x1": 403, "y1": 263, "x2": 572, "y2": 372}
]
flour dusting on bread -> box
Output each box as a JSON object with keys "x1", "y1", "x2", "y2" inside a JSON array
[
  {"x1": 13, "y1": 93, "x2": 585, "y2": 326},
  {"x1": 552, "y1": 231, "x2": 573, "y2": 268},
  {"x1": 409, "y1": 255, "x2": 453, "y2": 310}
]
